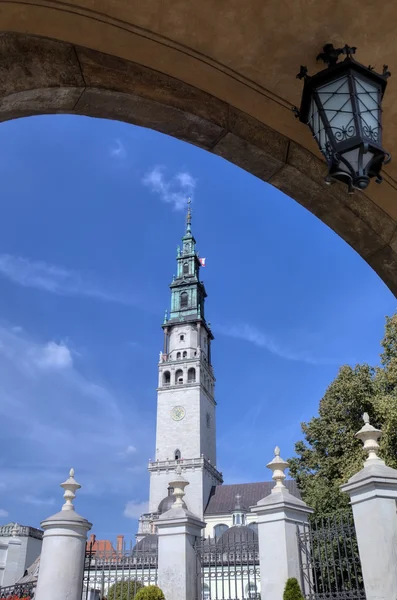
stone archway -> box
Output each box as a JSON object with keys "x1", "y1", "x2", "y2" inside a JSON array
[{"x1": 0, "y1": 28, "x2": 396, "y2": 294}]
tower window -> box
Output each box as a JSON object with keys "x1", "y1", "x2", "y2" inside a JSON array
[
  {"x1": 183, "y1": 351, "x2": 187, "y2": 358},
  {"x1": 183, "y1": 262, "x2": 189, "y2": 275},
  {"x1": 174, "y1": 449, "x2": 181, "y2": 461},
  {"x1": 176, "y1": 352, "x2": 181, "y2": 360},
  {"x1": 188, "y1": 367, "x2": 196, "y2": 383},
  {"x1": 180, "y1": 335, "x2": 184, "y2": 342},
  {"x1": 180, "y1": 292, "x2": 188, "y2": 308},
  {"x1": 163, "y1": 371, "x2": 171, "y2": 385},
  {"x1": 175, "y1": 369, "x2": 183, "y2": 385}
]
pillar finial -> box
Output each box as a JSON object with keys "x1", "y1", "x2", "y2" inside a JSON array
[
  {"x1": 60, "y1": 468, "x2": 81, "y2": 511},
  {"x1": 168, "y1": 466, "x2": 189, "y2": 508},
  {"x1": 267, "y1": 446, "x2": 289, "y2": 491},
  {"x1": 356, "y1": 413, "x2": 384, "y2": 465}
]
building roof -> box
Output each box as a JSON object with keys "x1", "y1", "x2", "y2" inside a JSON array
[
  {"x1": 86, "y1": 534, "x2": 116, "y2": 555},
  {"x1": 204, "y1": 481, "x2": 300, "y2": 515},
  {"x1": 16, "y1": 556, "x2": 40, "y2": 584},
  {"x1": 218, "y1": 525, "x2": 258, "y2": 544}
]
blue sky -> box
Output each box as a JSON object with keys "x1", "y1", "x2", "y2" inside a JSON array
[{"x1": 0, "y1": 115, "x2": 395, "y2": 542}]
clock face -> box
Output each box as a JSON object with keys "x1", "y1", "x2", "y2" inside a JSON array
[{"x1": 171, "y1": 406, "x2": 186, "y2": 421}]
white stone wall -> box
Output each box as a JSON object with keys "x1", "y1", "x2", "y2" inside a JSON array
[{"x1": 0, "y1": 536, "x2": 42, "y2": 587}]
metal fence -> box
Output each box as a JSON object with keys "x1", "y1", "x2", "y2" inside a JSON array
[
  {"x1": 297, "y1": 510, "x2": 366, "y2": 600},
  {"x1": 0, "y1": 582, "x2": 35, "y2": 599},
  {"x1": 83, "y1": 537, "x2": 158, "y2": 600},
  {"x1": 195, "y1": 531, "x2": 260, "y2": 600}
]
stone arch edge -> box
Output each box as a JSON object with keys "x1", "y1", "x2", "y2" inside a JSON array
[{"x1": 1, "y1": 31, "x2": 396, "y2": 295}]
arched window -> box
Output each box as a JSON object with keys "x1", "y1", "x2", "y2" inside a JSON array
[
  {"x1": 214, "y1": 524, "x2": 229, "y2": 540},
  {"x1": 175, "y1": 369, "x2": 183, "y2": 384},
  {"x1": 183, "y1": 262, "x2": 189, "y2": 275},
  {"x1": 203, "y1": 583, "x2": 211, "y2": 600},
  {"x1": 174, "y1": 449, "x2": 181, "y2": 461},
  {"x1": 162, "y1": 371, "x2": 170, "y2": 385},
  {"x1": 248, "y1": 522, "x2": 258, "y2": 534},
  {"x1": 176, "y1": 352, "x2": 181, "y2": 359},
  {"x1": 180, "y1": 292, "x2": 188, "y2": 308},
  {"x1": 188, "y1": 367, "x2": 196, "y2": 383},
  {"x1": 183, "y1": 351, "x2": 187, "y2": 358},
  {"x1": 180, "y1": 334, "x2": 184, "y2": 341}
]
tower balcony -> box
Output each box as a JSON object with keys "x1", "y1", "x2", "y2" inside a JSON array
[{"x1": 148, "y1": 456, "x2": 223, "y2": 483}]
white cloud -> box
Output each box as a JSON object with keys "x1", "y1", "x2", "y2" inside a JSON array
[
  {"x1": 30, "y1": 341, "x2": 73, "y2": 370},
  {"x1": 23, "y1": 495, "x2": 55, "y2": 507},
  {"x1": 0, "y1": 325, "x2": 154, "y2": 505},
  {"x1": 216, "y1": 323, "x2": 338, "y2": 365},
  {"x1": 0, "y1": 509, "x2": 8, "y2": 517},
  {"x1": 110, "y1": 139, "x2": 127, "y2": 160},
  {"x1": 0, "y1": 254, "x2": 136, "y2": 305},
  {"x1": 118, "y1": 445, "x2": 137, "y2": 458},
  {"x1": 124, "y1": 500, "x2": 148, "y2": 519},
  {"x1": 142, "y1": 166, "x2": 197, "y2": 211}
]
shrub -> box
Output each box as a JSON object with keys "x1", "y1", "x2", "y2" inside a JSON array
[
  {"x1": 107, "y1": 579, "x2": 144, "y2": 600},
  {"x1": 283, "y1": 578, "x2": 304, "y2": 600},
  {"x1": 134, "y1": 586, "x2": 165, "y2": 600}
]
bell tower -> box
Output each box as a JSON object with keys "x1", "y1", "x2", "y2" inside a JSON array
[{"x1": 147, "y1": 201, "x2": 223, "y2": 520}]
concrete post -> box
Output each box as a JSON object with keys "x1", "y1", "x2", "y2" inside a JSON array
[
  {"x1": 251, "y1": 447, "x2": 313, "y2": 600},
  {"x1": 341, "y1": 413, "x2": 397, "y2": 600},
  {"x1": 35, "y1": 469, "x2": 92, "y2": 600},
  {"x1": 156, "y1": 467, "x2": 205, "y2": 600}
]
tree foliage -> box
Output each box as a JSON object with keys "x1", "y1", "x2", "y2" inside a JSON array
[
  {"x1": 283, "y1": 578, "x2": 304, "y2": 600},
  {"x1": 289, "y1": 313, "x2": 397, "y2": 515},
  {"x1": 107, "y1": 580, "x2": 144, "y2": 600},
  {"x1": 134, "y1": 586, "x2": 165, "y2": 600}
]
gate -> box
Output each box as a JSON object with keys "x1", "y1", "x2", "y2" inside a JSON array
[
  {"x1": 297, "y1": 510, "x2": 366, "y2": 600},
  {"x1": 83, "y1": 537, "x2": 158, "y2": 599},
  {"x1": 195, "y1": 531, "x2": 260, "y2": 600}
]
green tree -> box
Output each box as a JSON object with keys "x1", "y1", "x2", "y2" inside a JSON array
[
  {"x1": 283, "y1": 578, "x2": 304, "y2": 600},
  {"x1": 288, "y1": 312, "x2": 397, "y2": 515},
  {"x1": 134, "y1": 586, "x2": 165, "y2": 600},
  {"x1": 107, "y1": 580, "x2": 144, "y2": 600}
]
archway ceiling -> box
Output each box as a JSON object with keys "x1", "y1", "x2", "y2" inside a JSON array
[{"x1": 0, "y1": 1, "x2": 397, "y2": 294}]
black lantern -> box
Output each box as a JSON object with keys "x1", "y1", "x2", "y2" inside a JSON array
[{"x1": 295, "y1": 44, "x2": 391, "y2": 193}]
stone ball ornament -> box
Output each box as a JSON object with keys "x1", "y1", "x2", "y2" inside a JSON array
[{"x1": 295, "y1": 44, "x2": 391, "y2": 193}]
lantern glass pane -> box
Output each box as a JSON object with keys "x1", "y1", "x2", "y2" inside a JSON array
[
  {"x1": 317, "y1": 76, "x2": 355, "y2": 143},
  {"x1": 309, "y1": 98, "x2": 332, "y2": 161},
  {"x1": 338, "y1": 147, "x2": 374, "y2": 174},
  {"x1": 354, "y1": 75, "x2": 381, "y2": 143}
]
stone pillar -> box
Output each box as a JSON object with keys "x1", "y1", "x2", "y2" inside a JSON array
[
  {"x1": 157, "y1": 467, "x2": 205, "y2": 600},
  {"x1": 35, "y1": 469, "x2": 92, "y2": 600},
  {"x1": 341, "y1": 413, "x2": 397, "y2": 600},
  {"x1": 251, "y1": 447, "x2": 313, "y2": 600}
]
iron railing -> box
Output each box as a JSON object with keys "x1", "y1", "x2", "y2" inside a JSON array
[
  {"x1": 297, "y1": 510, "x2": 366, "y2": 600},
  {"x1": 195, "y1": 531, "x2": 260, "y2": 600},
  {"x1": 83, "y1": 538, "x2": 158, "y2": 600},
  {"x1": 0, "y1": 582, "x2": 35, "y2": 598}
]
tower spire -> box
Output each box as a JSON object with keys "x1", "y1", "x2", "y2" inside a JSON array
[{"x1": 186, "y1": 198, "x2": 192, "y2": 234}]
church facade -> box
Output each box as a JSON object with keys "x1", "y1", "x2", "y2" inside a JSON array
[{"x1": 137, "y1": 205, "x2": 300, "y2": 543}]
